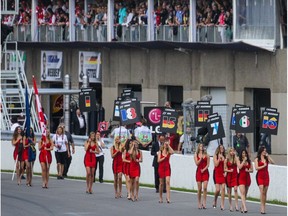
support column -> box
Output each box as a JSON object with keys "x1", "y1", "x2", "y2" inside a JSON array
[
  {"x1": 69, "y1": 0, "x2": 76, "y2": 41},
  {"x1": 107, "y1": 0, "x2": 115, "y2": 41},
  {"x1": 189, "y1": 0, "x2": 196, "y2": 42},
  {"x1": 31, "y1": 0, "x2": 38, "y2": 41},
  {"x1": 147, "y1": 0, "x2": 155, "y2": 41},
  {"x1": 82, "y1": 75, "x2": 89, "y2": 135},
  {"x1": 64, "y1": 75, "x2": 70, "y2": 131}
]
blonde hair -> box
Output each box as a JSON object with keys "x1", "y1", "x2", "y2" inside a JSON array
[{"x1": 226, "y1": 147, "x2": 236, "y2": 164}]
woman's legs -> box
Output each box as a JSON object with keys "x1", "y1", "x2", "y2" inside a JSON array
[
  {"x1": 166, "y1": 176, "x2": 171, "y2": 202},
  {"x1": 24, "y1": 160, "x2": 31, "y2": 185},
  {"x1": 113, "y1": 173, "x2": 118, "y2": 198},
  {"x1": 117, "y1": 173, "x2": 122, "y2": 197},
  {"x1": 130, "y1": 177, "x2": 135, "y2": 200},
  {"x1": 125, "y1": 174, "x2": 131, "y2": 199},
  {"x1": 239, "y1": 185, "x2": 247, "y2": 212},
  {"x1": 234, "y1": 186, "x2": 239, "y2": 210},
  {"x1": 89, "y1": 168, "x2": 95, "y2": 193},
  {"x1": 159, "y1": 178, "x2": 164, "y2": 202},
  {"x1": 135, "y1": 177, "x2": 140, "y2": 200},
  {"x1": 16, "y1": 161, "x2": 21, "y2": 185},
  {"x1": 46, "y1": 164, "x2": 50, "y2": 187},
  {"x1": 227, "y1": 187, "x2": 232, "y2": 210},
  {"x1": 40, "y1": 162, "x2": 47, "y2": 187},
  {"x1": 263, "y1": 186, "x2": 268, "y2": 213},
  {"x1": 86, "y1": 167, "x2": 91, "y2": 192},
  {"x1": 213, "y1": 184, "x2": 220, "y2": 207},
  {"x1": 203, "y1": 181, "x2": 208, "y2": 208},
  {"x1": 259, "y1": 185, "x2": 265, "y2": 213},
  {"x1": 197, "y1": 181, "x2": 202, "y2": 208},
  {"x1": 220, "y1": 183, "x2": 225, "y2": 209}
]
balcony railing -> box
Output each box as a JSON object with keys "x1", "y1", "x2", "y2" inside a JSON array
[{"x1": 9, "y1": 24, "x2": 233, "y2": 43}]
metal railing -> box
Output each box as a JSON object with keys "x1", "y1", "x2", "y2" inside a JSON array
[{"x1": 9, "y1": 24, "x2": 233, "y2": 43}]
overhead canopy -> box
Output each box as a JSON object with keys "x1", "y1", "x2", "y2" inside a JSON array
[{"x1": 8, "y1": 41, "x2": 273, "y2": 52}]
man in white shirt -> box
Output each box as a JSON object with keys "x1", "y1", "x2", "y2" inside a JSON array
[
  {"x1": 134, "y1": 118, "x2": 152, "y2": 150},
  {"x1": 72, "y1": 108, "x2": 86, "y2": 135},
  {"x1": 110, "y1": 125, "x2": 130, "y2": 145},
  {"x1": 95, "y1": 131, "x2": 105, "y2": 183}
]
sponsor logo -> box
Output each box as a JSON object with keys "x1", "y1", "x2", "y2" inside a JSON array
[
  {"x1": 239, "y1": 115, "x2": 250, "y2": 128},
  {"x1": 148, "y1": 108, "x2": 162, "y2": 124}
]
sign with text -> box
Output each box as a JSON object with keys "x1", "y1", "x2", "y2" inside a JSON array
[
  {"x1": 160, "y1": 108, "x2": 178, "y2": 133},
  {"x1": 260, "y1": 108, "x2": 280, "y2": 135},
  {"x1": 41, "y1": 51, "x2": 63, "y2": 82},
  {"x1": 235, "y1": 109, "x2": 254, "y2": 133},
  {"x1": 79, "y1": 51, "x2": 102, "y2": 83},
  {"x1": 144, "y1": 107, "x2": 164, "y2": 134},
  {"x1": 119, "y1": 100, "x2": 140, "y2": 125},
  {"x1": 79, "y1": 88, "x2": 97, "y2": 112},
  {"x1": 207, "y1": 113, "x2": 225, "y2": 141},
  {"x1": 194, "y1": 103, "x2": 213, "y2": 127}
]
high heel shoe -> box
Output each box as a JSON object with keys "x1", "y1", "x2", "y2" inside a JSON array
[
  {"x1": 212, "y1": 204, "x2": 216, "y2": 208},
  {"x1": 159, "y1": 199, "x2": 163, "y2": 203},
  {"x1": 202, "y1": 205, "x2": 206, "y2": 209},
  {"x1": 166, "y1": 198, "x2": 170, "y2": 203},
  {"x1": 235, "y1": 207, "x2": 239, "y2": 212},
  {"x1": 261, "y1": 212, "x2": 266, "y2": 214},
  {"x1": 220, "y1": 207, "x2": 224, "y2": 211}
]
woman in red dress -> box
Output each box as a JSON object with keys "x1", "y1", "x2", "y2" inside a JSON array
[
  {"x1": 224, "y1": 147, "x2": 239, "y2": 211},
  {"x1": 38, "y1": 129, "x2": 54, "y2": 188},
  {"x1": 213, "y1": 144, "x2": 226, "y2": 210},
  {"x1": 110, "y1": 136, "x2": 123, "y2": 198},
  {"x1": 11, "y1": 126, "x2": 23, "y2": 185},
  {"x1": 122, "y1": 139, "x2": 133, "y2": 200},
  {"x1": 237, "y1": 149, "x2": 253, "y2": 213},
  {"x1": 129, "y1": 140, "x2": 143, "y2": 201},
  {"x1": 158, "y1": 138, "x2": 174, "y2": 203},
  {"x1": 84, "y1": 132, "x2": 99, "y2": 194},
  {"x1": 254, "y1": 145, "x2": 275, "y2": 214},
  {"x1": 194, "y1": 143, "x2": 210, "y2": 209}
]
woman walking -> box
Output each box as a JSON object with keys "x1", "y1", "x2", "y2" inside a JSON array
[
  {"x1": 254, "y1": 145, "x2": 275, "y2": 214},
  {"x1": 122, "y1": 139, "x2": 133, "y2": 200},
  {"x1": 110, "y1": 136, "x2": 123, "y2": 198},
  {"x1": 194, "y1": 143, "x2": 210, "y2": 209},
  {"x1": 11, "y1": 126, "x2": 23, "y2": 185},
  {"x1": 84, "y1": 132, "x2": 99, "y2": 194},
  {"x1": 39, "y1": 129, "x2": 54, "y2": 188},
  {"x1": 158, "y1": 138, "x2": 174, "y2": 203},
  {"x1": 129, "y1": 140, "x2": 143, "y2": 201},
  {"x1": 213, "y1": 144, "x2": 226, "y2": 210},
  {"x1": 237, "y1": 149, "x2": 253, "y2": 213},
  {"x1": 224, "y1": 147, "x2": 239, "y2": 211}
]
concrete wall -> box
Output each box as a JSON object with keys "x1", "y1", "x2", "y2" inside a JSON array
[
  {"x1": 2, "y1": 140, "x2": 286, "y2": 202},
  {"x1": 21, "y1": 46, "x2": 287, "y2": 154}
]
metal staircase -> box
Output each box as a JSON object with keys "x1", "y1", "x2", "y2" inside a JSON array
[{"x1": 1, "y1": 41, "x2": 40, "y2": 132}]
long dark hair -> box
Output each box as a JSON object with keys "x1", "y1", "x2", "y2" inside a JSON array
[
  {"x1": 239, "y1": 149, "x2": 251, "y2": 164},
  {"x1": 12, "y1": 126, "x2": 22, "y2": 141},
  {"x1": 125, "y1": 139, "x2": 133, "y2": 152},
  {"x1": 257, "y1": 145, "x2": 268, "y2": 162}
]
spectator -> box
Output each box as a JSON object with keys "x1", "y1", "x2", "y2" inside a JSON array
[
  {"x1": 233, "y1": 132, "x2": 249, "y2": 156},
  {"x1": 71, "y1": 108, "x2": 87, "y2": 135},
  {"x1": 134, "y1": 118, "x2": 152, "y2": 151},
  {"x1": 95, "y1": 131, "x2": 105, "y2": 183},
  {"x1": 110, "y1": 124, "x2": 130, "y2": 145}
]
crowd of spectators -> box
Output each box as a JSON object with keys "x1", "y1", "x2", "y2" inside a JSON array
[{"x1": 2, "y1": 0, "x2": 233, "y2": 29}]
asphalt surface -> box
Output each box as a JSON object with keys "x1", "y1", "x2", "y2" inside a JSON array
[{"x1": 1, "y1": 173, "x2": 286, "y2": 216}]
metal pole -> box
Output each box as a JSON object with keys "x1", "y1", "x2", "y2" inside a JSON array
[
  {"x1": 183, "y1": 103, "x2": 187, "y2": 154},
  {"x1": 69, "y1": 0, "x2": 76, "y2": 41},
  {"x1": 31, "y1": 0, "x2": 38, "y2": 41},
  {"x1": 64, "y1": 74, "x2": 70, "y2": 131},
  {"x1": 189, "y1": 0, "x2": 196, "y2": 42},
  {"x1": 147, "y1": 0, "x2": 155, "y2": 41},
  {"x1": 82, "y1": 75, "x2": 89, "y2": 135},
  {"x1": 107, "y1": 0, "x2": 115, "y2": 41}
]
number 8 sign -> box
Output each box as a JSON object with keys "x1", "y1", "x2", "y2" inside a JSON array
[{"x1": 119, "y1": 100, "x2": 140, "y2": 125}]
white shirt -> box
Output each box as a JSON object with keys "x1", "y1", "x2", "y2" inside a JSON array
[
  {"x1": 52, "y1": 134, "x2": 68, "y2": 152},
  {"x1": 11, "y1": 123, "x2": 20, "y2": 132},
  {"x1": 111, "y1": 126, "x2": 130, "y2": 143},
  {"x1": 77, "y1": 115, "x2": 85, "y2": 128},
  {"x1": 134, "y1": 125, "x2": 152, "y2": 144},
  {"x1": 96, "y1": 140, "x2": 104, "y2": 157}
]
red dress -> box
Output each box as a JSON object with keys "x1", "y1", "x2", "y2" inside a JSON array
[
  {"x1": 213, "y1": 159, "x2": 225, "y2": 184},
  {"x1": 13, "y1": 139, "x2": 20, "y2": 161},
  {"x1": 158, "y1": 153, "x2": 171, "y2": 178},
  {"x1": 226, "y1": 161, "x2": 238, "y2": 187},
  {"x1": 129, "y1": 151, "x2": 141, "y2": 178},
  {"x1": 112, "y1": 148, "x2": 123, "y2": 174},
  {"x1": 39, "y1": 142, "x2": 52, "y2": 164},
  {"x1": 84, "y1": 145, "x2": 97, "y2": 168},
  {"x1": 123, "y1": 152, "x2": 130, "y2": 175},
  {"x1": 22, "y1": 140, "x2": 29, "y2": 161},
  {"x1": 238, "y1": 163, "x2": 251, "y2": 186},
  {"x1": 256, "y1": 160, "x2": 269, "y2": 186},
  {"x1": 196, "y1": 155, "x2": 209, "y2": 182}
]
